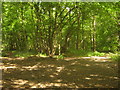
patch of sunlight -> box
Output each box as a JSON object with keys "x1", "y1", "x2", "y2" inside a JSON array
[
  {"x1": 85, "y1": 64, "x2": 90, "y2": 67},
  {"x1": 39, "y1": 65, "x2": 46, "y2": 68},
  {"x1": 0, "y1": 80, "x2": 2, "y2": 84},
  {"x1": 53, "y1": 72, "x2": 59, "y2": 75},
  {"x1": 79, "y1": 84, "x2": 84, "y2": 87},
  {"x1": 7, "y1": 81, "x2": 81, "y2": 88},
  {"x1": 90, "y1": 74, "x2": 99, "y2": 77},
  {"x1": 29, "y1": 82, "x2": 34, "y2": 86},
  {"x1": 71, "y1": 61, "x2": 78, "y2": 65},
  {"x1": 46, "y1": 69, "x2": 53, "y2": 72},
  {"x1": 94, "y1": 84, "x2": 103, "y2": 87},
  {"x1": 0, "y1": 57, "x2": 25, "y2": 60},
  {"x1": 36, "y1": 53, "x2": 48, "y2": 58},
  {"x1": 90, "y1": 56, "x2": 110, "y2": 61},
  {"x1": 16, "y1": 57, "x2": 25, "y2": 60},
  {"x1": 1, "y1": 64, "x2": 17, "y2": 70},
  {"x1": 89, "y1": 83, "x2": 92, "y2": 85},
  {"x1": 6, "y1": 63, "x2": 16, "y2": 66},
  {"x1": 94, "y1": 60, "x2": 108, "y2": 62},
  {"x1": 54, "y1": 79, "x2": 62, "y2": 82},
  {"x1": 52, "y1": 83, "x2": 67, "y2": 87},
  {"x1": 66, "y1": 7, "x2": 70, "y2": 11},
  {"x1": 81, "y1": 56, "x2": 110, "y2": 62},
  {"x1": 68, "y1": 83, "x2": 79, "y2": 88},
  {"x1": 64, "y1": 57, "x2": 80, "y2": 61},
  {"x1": 49, "y1": 75, "x2": 54, "y2": 78},
  {"x1": 73, "y1": 69, "x2": 76, "y2": 71},
  {"x1": 38, "y1": 83, "x2": 50, "y2": 88},
  {"x1": 22, "y1": 65, "x2": 38, "y2": 71},
  {"x1": 13, "y1": 79, "x2": 28, "y2": 85},
  {"x1": 47, "y1": 65, "x2": 55, "y2": 67},
  {"x1": 106, "y1": 66, "x2": 110, "y2": 68},
  {"x1": 30, "y1": 82, "x2": 42, "y2": 88},
  {"x1": 54, "y1": 83, "x2": 62, "y2": 87},
  {"x1": 0, "y1": 57, "x2": 13, "y2": 60},
  {"x1": 22, "y1": 63, "x2": 41, "y2": 71},
  {"x1": 31, "y1": 86, "x2": 37, "y2": 88},
  {"x1": 42, "y1": 74, "x2": 45, "y2": 77},
  {"x1": 3, "y1": 66, "x2": 17, "y2": 69},
  {"x1": 109, "y1": 76, "x2": 119, "y2": 79},
  {"x1": 56, "y1": 66, "x2": 64, "y2": 72},
  {"x1": 85, "y1": 77, "x2": 91, "y2": 80},
  {"x1": 30, "y1": 82, "x2": 67, "y2": 88},
  {"x1": 81, "y1": 57, "x2": 91, "y2": 59}
]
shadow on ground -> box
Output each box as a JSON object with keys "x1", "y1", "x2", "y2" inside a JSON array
[{"x1": 1, "y1": 56, "x2": 119, "y2": 88}]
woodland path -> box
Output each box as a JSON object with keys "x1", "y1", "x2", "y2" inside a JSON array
[{"x1": 0, "y1": 56, "x2": 119, "y2": 88}]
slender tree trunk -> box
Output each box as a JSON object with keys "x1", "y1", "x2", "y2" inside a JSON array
[
  {"x1": 34, "y1": 2, "x2": 42, "y2": 52},
  {"x1": 92, "y1": 16, "x2": 96, "y2": 52},
  {"x1": 90, "y1": 29, "x2": 93, "y2": 51},
  {"x1": 116, "y1": 10, "x2": 120, "y2": 51},
  {"x1": 76, "y1": 7, "x2": 80, "y2": 50},
  {"x1": 81, "y1": 13, "x2": 85, "y2": 50},
  {"x1": 48, "y1": 9, "x2": 53, "y2": 56}
]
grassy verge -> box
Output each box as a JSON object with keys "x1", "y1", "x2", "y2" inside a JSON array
[
  {"x1": 2, "y1": 50, "x2": 38, "y2": 58},
  {"x1": 109, "y1": 53, "x2": 120, "y2": 61},
  {"x1": 65, "y1": 49, "x2": 106, "y2": 57},
  {"x1": 2, "y1": 50, "x2": 120, "y2": 61},
  {"x1": 87, "y1": 51, "x2": 105, "y2": 57}
]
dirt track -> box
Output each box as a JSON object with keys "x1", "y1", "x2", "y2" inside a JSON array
[{"x1": 0, "y1": 56, "x2": 119, "y2": 88}]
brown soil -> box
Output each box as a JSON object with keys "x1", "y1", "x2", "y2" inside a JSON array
[{"x1": 0, "y1": 56, "x2": 119, "y2": 88}]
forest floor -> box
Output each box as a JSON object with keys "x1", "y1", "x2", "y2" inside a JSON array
[{"x1": 0, "y1": 56, "x2": 119, "y2": 88}]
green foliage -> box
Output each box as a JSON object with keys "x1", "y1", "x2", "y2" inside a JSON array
[
  {"x1": 57, "y1": 55, "x2": 64, "y2": 59},
  {"x1": 12, "y1": 51, "x2": 47, "y2": 58},
  {"x1": 37, "y1": 53, "x2": 47, "y2": 57},
  {"x1": 110, "y1": 53, "x2": 120, "y2": 61},
  {"x1": 13, "y1": 51, "x2": 37, "y2": 57},
  {"x1": 87, "y1": 51, "x2": 105, "y2": 56},
  {"x1": 2, "y1": 2, "x2": 119, "y2": 57},
  {"x1": 67, "y1": 49, "x2": 89, "y2": 57},
  {"x1": 66, "y1": 49, "x2": 110, "y2": 57}
]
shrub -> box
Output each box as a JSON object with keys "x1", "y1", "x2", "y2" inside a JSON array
[
  {"x1": 87, "y1": 51, "x2": 105, "y2": 56},
  {"x1": 67, "y1": 49, "x2": 89, "y2": 57},
  {"x1": 37, "y1": 53, "x2": 47, "y2": 57},
  {"x1": 110, "y1": 53, "x2": 120, "y2": 61},
  {"x1": 57, "y1": 55, "x2": 64, "y2": 59},
  {"x1": 14, "y1": 51, "x2": 37, "y2": 57}
]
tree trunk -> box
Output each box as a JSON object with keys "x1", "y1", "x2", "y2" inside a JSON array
[
  {"x1": 81, "y1": 13, "x2": 85, "y2": 50},
  {"x1": 92, "y1": 16, "x2": 96, "y2": 52},
  {"x1": 76, "y1": 7, "x2": 80, "y2": 50}
]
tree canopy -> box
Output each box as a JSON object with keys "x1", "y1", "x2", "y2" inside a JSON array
[{"x1": 2, "y1": 2, "x2": 120, "y2": 56}]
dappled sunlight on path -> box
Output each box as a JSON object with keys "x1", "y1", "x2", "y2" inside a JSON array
[
  {"x1": 1, "y1": 56, "x2": 119, "y2": 88},
  {"x1": 64, "y1": 56, "x2": 111, "y2": 62}
]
